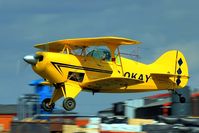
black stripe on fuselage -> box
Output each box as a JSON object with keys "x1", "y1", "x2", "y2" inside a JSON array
[{"x1": 51, "y1": 62, "x2": 113, "y2": 75}]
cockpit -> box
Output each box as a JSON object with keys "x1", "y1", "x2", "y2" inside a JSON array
[{"x1": 87, "y1": 48, "x2": 111, "y2": 61}]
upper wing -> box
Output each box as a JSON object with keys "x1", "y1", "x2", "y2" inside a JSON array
[
  {"x1": 80, "y1": 77, "x2": 144, "y2": 91},
  {"x1": 34, "y1": 36, "x2": 141, "y2": 52}
]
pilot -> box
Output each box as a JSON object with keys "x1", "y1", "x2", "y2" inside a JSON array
[
  {"x1": 102, "y1": 52, "x2": 106, "y2": 60},
  {"x1": 102, "y1": 51, "x2": 111, "y2": 61}
]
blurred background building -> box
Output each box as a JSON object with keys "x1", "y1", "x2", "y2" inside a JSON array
[
  {"x1": 0, "y1": 84, "x2": 199, "y2": 132},
  {"x1": 98, "y1": 86, "x2": 199, "y2": 120}
]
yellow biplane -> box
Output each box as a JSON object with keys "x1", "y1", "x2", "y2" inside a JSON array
[{"x1": 24, "y1": 36, "x2": 189, "y2": 112}]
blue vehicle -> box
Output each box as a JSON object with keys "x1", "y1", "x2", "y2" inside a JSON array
[{"x1": 29, "y1": 79, "x2": 53, "y2": 113}]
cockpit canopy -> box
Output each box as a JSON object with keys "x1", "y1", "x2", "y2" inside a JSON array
[{"x1": 87, "y1": 48, "x2": 111, "y2": 61}]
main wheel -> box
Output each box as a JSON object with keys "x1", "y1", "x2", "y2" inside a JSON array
[
  {"x1": 180, "y1": 97, "x2": 186, "y2": 103},
  {"x1": 63, "y1": 98, "x2": 76, "y2": 111},
  {"x1": 41, "y1": 98, "x2": 55, "y2": 112}
]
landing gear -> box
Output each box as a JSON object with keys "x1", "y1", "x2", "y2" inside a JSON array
[
  {"x1": 63, "y1": 98, "x2": 76, "y2": 111},
  {"x1": 41, "y1": 98, "x2": 55, "y2": 112},
  {"x1": 171, "y1": 90, "x2": 186, "y2": 103},
  {"x1": 179, "y1": 96, "x2": 186, "y2": 103}
]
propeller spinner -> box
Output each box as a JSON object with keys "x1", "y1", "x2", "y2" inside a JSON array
[{"x1": 23, "y1": 55, "x2": 43, "y2": 65}]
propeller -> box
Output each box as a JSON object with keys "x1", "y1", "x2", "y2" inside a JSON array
[
  {"x1": 23, "y1": 54, "x2": 43, "y2": 65},
  {"x1": 16, "y1": 54, "x2": 43, "y2": 75},
  {"x1": 16, "y1": 58, "x2": 29, "y2": 75},
  {"x1": 23, "y1": 55, "x2": 37, "y2": 65}
]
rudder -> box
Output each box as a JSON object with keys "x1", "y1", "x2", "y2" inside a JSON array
[
  {"x1": 174, "y1": 50, "x2": 189, "y2": 88},
  {"x1": 151, "y1": 50, "x2": 189, "y2": 88}
]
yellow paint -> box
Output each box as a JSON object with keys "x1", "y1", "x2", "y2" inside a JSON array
[
  {"x1": 30, "y1": 37, "x2": 189, "y2": 105},
  {"x1": 64, "y1": 82, "x2": 82, "y2": 98}
]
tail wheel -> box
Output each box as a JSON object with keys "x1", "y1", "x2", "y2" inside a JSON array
[
  {"x1": 171, "y1": 90, "x2": 186, "y2": 103},
  {"x1": 41, "y1": 98, "x2": 55, "y2": 112},
  {"x1": 63, "y1": 98, "x2": 76, "y2": 111}
]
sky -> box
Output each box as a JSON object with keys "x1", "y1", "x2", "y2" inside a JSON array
[{"x1": 0, "y1": 0, "x2": 199, "y2": 115}]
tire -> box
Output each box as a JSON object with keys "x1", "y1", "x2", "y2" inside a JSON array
[
  {"x1": 180, "y1": 97, "x2": 186, "y2": 103},
  {"x1": 63, "y1": 98, "x2": 76, "y2": 111},
  {"x1": 41, "y1": 98, "x2": 55, "y2": 112}
]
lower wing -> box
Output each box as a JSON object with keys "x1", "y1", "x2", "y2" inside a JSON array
[{"x1": 80, "y1": 77, "x2": 144, "y2": 91}]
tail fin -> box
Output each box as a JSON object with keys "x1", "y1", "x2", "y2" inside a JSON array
[{"x1": 151, "y1": 50, "x2": 189, "y2": 88}]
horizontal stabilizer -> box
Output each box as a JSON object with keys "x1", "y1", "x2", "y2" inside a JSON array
[{"x1": 151, "y1": 73, "x2": 189, "y2": 79}]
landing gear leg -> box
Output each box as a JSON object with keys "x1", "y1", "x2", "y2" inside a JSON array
[
  {"x1": 41, "y1": 98, "x2": 55, "y2": 112},
  {"x1": 59, "y1": 82, "x2": 81, "y2": 111},
  {"x1": 63, "y1": 98, "x2": 76, "y2": 111},
  {"x1": 171, "y1": 90, "x2": 186, "y2": 103}
]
